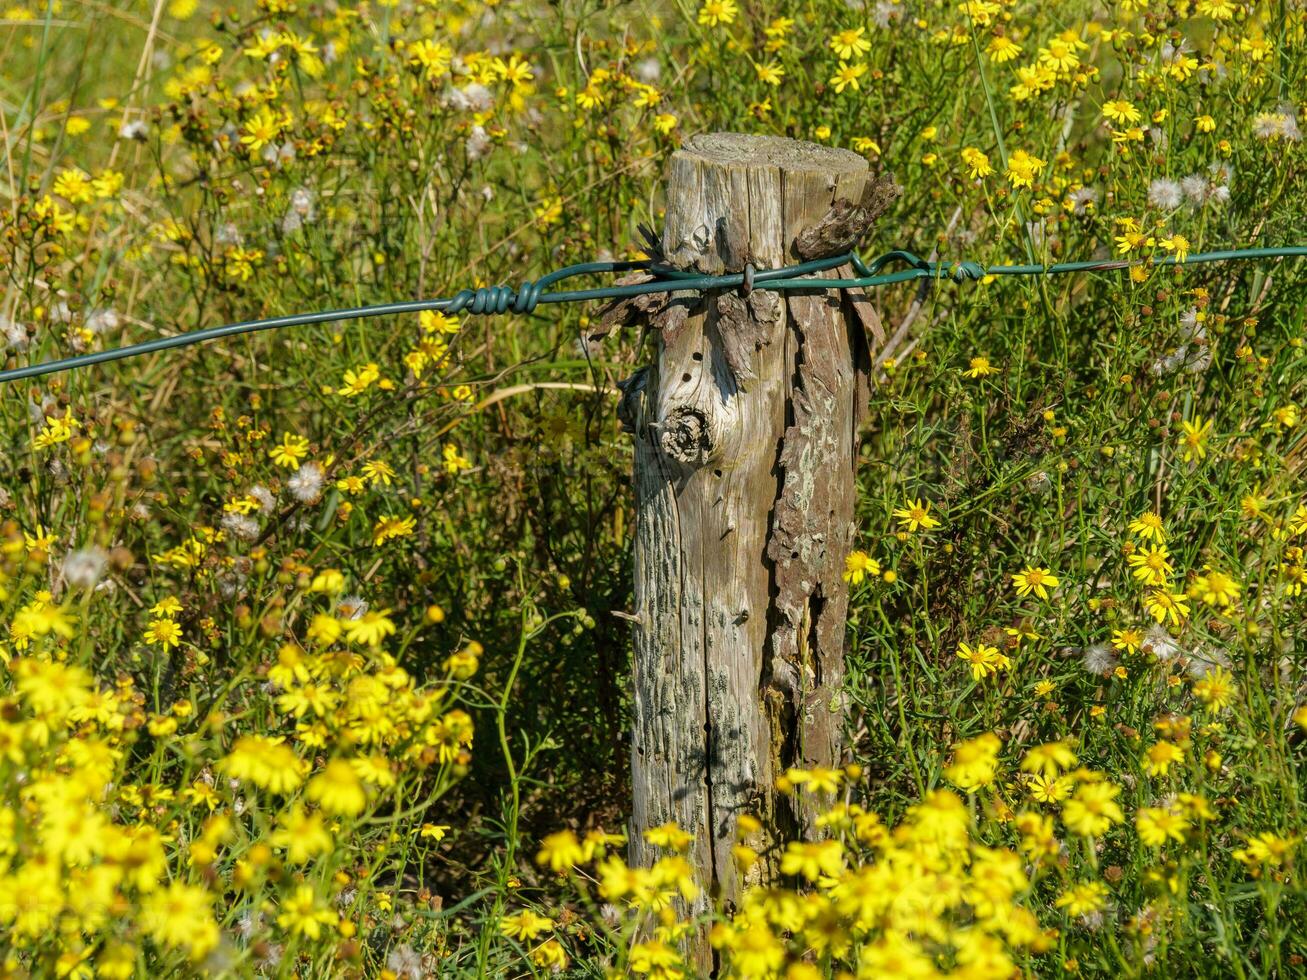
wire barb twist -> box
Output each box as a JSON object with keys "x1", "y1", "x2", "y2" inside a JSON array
[{"x1": 446, "y1": 280, "x2": 544, "y2": 315}]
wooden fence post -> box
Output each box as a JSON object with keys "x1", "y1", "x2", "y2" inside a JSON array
[{"x1": 610, "y1": 133, "x2": 897, "y2": 959}]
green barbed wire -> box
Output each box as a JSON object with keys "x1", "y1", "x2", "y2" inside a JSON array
[{"x1": 2, "y1": 244, "x2": 1305, "y2": 386}]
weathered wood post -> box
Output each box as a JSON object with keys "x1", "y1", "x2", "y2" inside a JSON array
[{"x1": 610, "y1": 133, "x2": 896, "y2": 952}]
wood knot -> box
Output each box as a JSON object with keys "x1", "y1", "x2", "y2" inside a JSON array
[{"x1": 659, "y1": 406, "x2": 713, "y2": 464}]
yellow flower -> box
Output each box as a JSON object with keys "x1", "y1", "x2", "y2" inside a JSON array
[
  {"x1": 1144, "y1": 588, "x2": 1190, "y2": 626},
  {"x1": 1012, "y1": 566, "x2": 1059, "y2": 600},
  {"x1": 1189, "y1": 568, "x2": 1240, "y2": 607},
  {"x1": 1139, "y1": 804, "x2": 1191, "y2": 851},
  {"x1": 337, "y1": 363, "x2": 380, "y2": 397},
  {"x1": 276, "y1": 885, "x2": 337, "y2": 939},
  {"x1": 1233, "y1": 832, "x2": 1297, "y2": 872},
  {"x1": 1004, "y1": 149, "x2": 1045, "y2": 190},
  {"x1": 786, "y1": 766, "x2": 844, "y2": 795},
  {"x1": 754, "y1": 61, "x2": 784, "y2": 86},
  {"x1": 1127, "y1": 545, "x2": 1173, "y2": 586},
  {"x1": 645, "y1": 822, "x2": 694, "y2": 850},
  {"x1": 1192, "y1": 666, "x2": 1237, "y2": 711},
  {"x1": 53, "y1": 168, "x2": 94, "y2": 204},
  {"x1": 530, "y1": 939, "x2": 569, "y2": 971},
  {"x1": 493, "y1": 54, "x2": 535, "y2": 87},
  {"x1": 23, "y1": 524, "x2": 57, "y2": 553},
  {"x1": 956, "y1": 641, "x2": 1005, "y2": 681},
  {"x1": 144, "y1": 618, "x2": 182, "y2": 651},
  {"x1": 963, "y1": 355, "x2": 998, "y2": 377},
  {"x1": 140, "y1": 883, "x2": 219, "y2": 961},
  {"x1": 696, "y1": 0, "x2": 738, "y2": 26},
  {"x1": 533, "y1": 195, "x2": 563, "y2": 226},
  {"x1": 150, "y1": 596, "x2": 183, "y2": 617},
  {"x1": 1273, "y1": 404, "x2": 1300, "y2": 429},
  {"x1": 310, "y1": 569, "x2": 346, "y2": 594},
  {"x1": 344, "y1": 610, "x2": 396, "y2": 647},
  {"x1": 1142, "y1": 740, "x2": 1185, "y2": 777},
  {"x1": 1029, "y1": 773, "x2": 1073, "y2": 803},
  {"x1": 500, "y1": 909, "x2": 554, "y2": 941},
  {"x1": 1101, "y1": 99, "x2": 1141, "y2": 124},
  {"x1": 307, "y1": 759, "x2": 369, "y2": 816},
  {"x1": 537, "y1": 830, "x2": 586, "y2": 872},
  {"x1": 780, "y1": 839, "x2": 844, "y2": 880},
  {"x1": 1111, "y1": 628, "x2": 1144, "y2": 654},
  {"x1": 269, "y1": 432, "x2": 310, "y2": 469},
  {"x1": 443, "y1": 444, "x2": 472, "y2": 474},
  {"x1": 32, "y1": 414, "x2": 80, "y2": 450},
  {"x1": 986, "y1": 35, "x2": 1023, "y2": 63},
  {"x1": 944, "y1": 732, "x2": 1001, "y2": 790},
  {"x1": 1159, "y1": 234, "x2": 1190, "y2": 263},
  {"x1": 1128, "y1": 510, "x2": 1166, "y2": 543},
  {"x1": 842, "y1": 550, "x2": 880, "y2": 584},
  {"x1": 1179, "y1": 416, "x2": 1212, "y2": 462},
  {"x1": 372, "y1": 514, "x2": 416, "y2": 546},
  {"x1": 829, "y1": 62, "x2": 868, "y2": 94},
  {"x1": 1114, "y1": 230, "x2": 1148, "y2": 254},
  {"x1": 409, "y1": 39, "x2": 454, "y2": 81},
  {"x1": 960, "y1": 147, "x2": 994, "y2": 179},
  {"x1": 1055, "y1": 880, "x2": 1108, "y2": 916},
  {"x1": 1020, "y1": 739, "x2": 1078, "y2": 777},
  {"x1": 220, "y1": 735, "x2": 304, "y2": 794},
  {"x1": 828, "y1": 27, "x2": 870, "y2": 60},
  {"x1": 1062, "y1": 779, "x2": 1125, "y2": 837},
  {"x1": 630, "y1": 941, "x2": 683, "y2": 976},
  {"x1": 240, "y1": 104, "x2": 289, "y2": 153},
  {"x1": 1196, "y1": 0, "x2": 1236, "y2": 18},
  {"x1": 892, "y1": 497, "x2": 942, "y2": 533},
  {"x1": 271, "y1": 806, "x2": 333, "y2": 864}
]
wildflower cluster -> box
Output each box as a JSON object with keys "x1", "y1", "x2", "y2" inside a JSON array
[{"x1": 1, "y1": 0, "x2": 1305, "y2": 975}]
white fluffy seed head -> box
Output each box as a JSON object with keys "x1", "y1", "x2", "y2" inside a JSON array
[
  {"x1": 221, "y1": 512, "x2": 260, "y2": 541},
  {"x1": 287, "y1": 462, "x2": 324, "y2": 503},
  {"x1": 1148, "y1": 178, "x2": 1183, "y2": 210},
  {"x1": 1082, "y1": 643, "x2": 1117, "y2": 675},
  {"x1": 62, "y1": 546, "x2": 109, "y2": 589}
]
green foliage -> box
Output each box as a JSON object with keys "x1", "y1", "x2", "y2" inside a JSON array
[{"x1": 0, "y1": 0, "x2": 1305, "y2": 975}]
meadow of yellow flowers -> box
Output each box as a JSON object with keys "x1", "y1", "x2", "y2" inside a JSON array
[{"x1": 1, "y1": 0, "x2": 1305, "y2": 975}]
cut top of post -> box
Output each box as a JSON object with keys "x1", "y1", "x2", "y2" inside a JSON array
[
  {"x1": 661, "y1": 133, "x2": 873, "y2": 274},
  {"x1": 677, "y1": 132, "x2": 869, "y2": 174}
]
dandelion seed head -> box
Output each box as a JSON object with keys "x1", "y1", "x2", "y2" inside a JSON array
[
  {"x1": 85, "y1": 309, "x2": 121, "y2": 334},
  {"x1": 1148, "y1": 178, "x2": 1183, "y2": 210},
  {"x1": 221, "y1": 512, "x2": 260, "y2": 541},
  {"x1": 2, "y1": 316, "x2": 30, "y2": 351},
  {"x1": 287, "y1": 462, "x2": 324, "y2": 503},
  {"x1": 386, "y1": 945, "x2": 422, "y2": 979},
  {"x1": 337, "y1": 595, "x2": 368, "y2": 620},
  {"x1": 1187, "y1": 644, "x2": 1232, "y2": 679},
  {"x1": 1069, "y1": 186, "x2": 1099, "y2": 214},
  {"x1": 1143, "y1": 625, "x2": 1182, "y2": 664},
  {"x1": 465, "y1": 125, "x2": 492, "y2": 161},
  {"x1": 250, "y1": 486, "x2": 277, "y2": 514},
  {"x1": 62, "y1": 547, "x2": 109, "y2": 589},
  {"x1": 872, "y1": 0, "x2": 903, "y2": 26},
  {"x1": 633, "y1": 57, "x2": 661, "y2": 83},
  {"x1": 1082, "y1": 643, "x2": 1117, "y2": 675}
]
